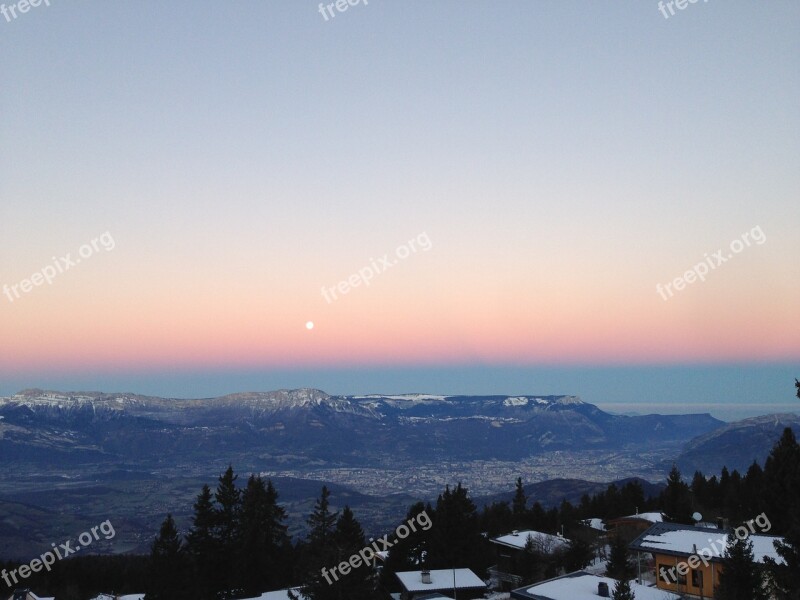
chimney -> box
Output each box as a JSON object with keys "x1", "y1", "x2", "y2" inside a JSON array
[
  {"x1": 511, "y1": 530, "x2": 519, "y2": 536},
  {"x1": 421, "y1": 569, "x2": 432, "y2": 584},
  {"x1": 598, "y1": 581, "x2": 610, "y2": 597}
]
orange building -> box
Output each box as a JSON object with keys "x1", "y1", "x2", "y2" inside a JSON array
[{"x1": 629, "y1": 522, "x2": 784, "y2": 598}]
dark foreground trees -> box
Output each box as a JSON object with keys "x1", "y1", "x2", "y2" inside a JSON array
[{"x1": 713, "y1": 535, "x2": 768, "y2": 600}]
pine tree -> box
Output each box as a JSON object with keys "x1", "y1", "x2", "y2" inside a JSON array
[
  {"x1": 380, "y1": 502, "x2": 433, "y2": 591},
  {"x1": 619, "y1": 480, "x2": 646, "y2": 517},
  {"x1": 563, "y1": 535, "x2": 594, "y2": 572},
  {"x1": 612, "y1": 577, "x2": 635, "y2": 600},
  {"x1": 512, "y1": 477, "x2": 527, "y2": 527},
  {"x1": 334, "y1": 506, "x2": 374, "y2": 599},
  {"x1": 479, "y1": 500, "x2": 513, "y2": 537},
  {"x1": 605, "y1": 534, "x2": 635, "y2": 581},
  {"x1": 741, "y1": 461, "x2": 764, "y2": 517},
  {"x1": 307, "y1": 485, "x2": 339, "y2": 552},
  {"x1": 144, "y1": 514, "x2": 191, "y2": 600},
  {"x1": 237, "y1": 474, "x2": 271, "y2": 595},
  {"x1": 263, "y1": 479, "x2": 291, "y2": 588},
  {"x1": 662, "y1": 465, "x2": 693, "y2": 524},
  {"x1": 766, "y1": 526, "x2": 800, "y2": 600},
  {"x1": 186, "y1": 484, "x2": 219, "y2": 599},
  {"x1": 763, "y1": 428, "x2": 800, "y2": 533},
  {"x1": 604, "y1": 484, "x2": 622, "y2": 519},
  {"x1": 713, "y1": 535, "x2": 767, "y2": 600},
  {"x1": 214, "y1": 465, "x2": 242, "y2": 598},
  {"x1": 427, "y1": 483, "x2": 487, "y2": 574},
  {"x1": 691, "y1": 471, "x2": 708, "y2": 509}
]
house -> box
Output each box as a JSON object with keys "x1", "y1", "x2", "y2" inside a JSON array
[
  {"x1": 510, "y1": 570, "x2": 681, "y2": 600},
  {"x1": 489, "y1": 529, "x2": 570, "y2": 589},
  {"x1": 395, "y1": 568, "x2": 486, "y2": 600},
  {"x1": 241, "y1": 589, "x2": 307, "y2": 600},
  {"x1": 628, "y1": 522, "x2": 785, "y2": 598},
  {"x1": 579, "y1": 518, "x2": 606, "y2": 532},
  {"x1": 606, "y1": 511, "x2": 664, "y2": 541}
]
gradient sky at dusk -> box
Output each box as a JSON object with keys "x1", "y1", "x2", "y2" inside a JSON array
[{"x1": 1, "y1": 2, "x2": 798, "y2": 418}]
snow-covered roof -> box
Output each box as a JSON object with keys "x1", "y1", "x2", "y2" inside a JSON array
[
  {"x1": 491, "y1": 530, "x2": 570, "y2": 552},
  {"x1": 89, "y1": 595, "x2": 143, "y2": 600},
  {"x1": 614, "y1": 512, "x2": 664, "y2": 523},
  {"x1": 629, "y1": 522, "x2": 784, "y2": 564},
  {"x1": 395, "y1": 568, "x2": 486, "y2": 593},
  {"x1": 241, "y1": 588, "x2": 306, "y2": 600},
  {"x1": 580, "y1": 518, "x2": 606, "y2": 531},
  {"x1": 510, "y1": 571, "x2": 681, "y2": 600}
]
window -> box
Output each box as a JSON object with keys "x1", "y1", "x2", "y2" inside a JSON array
[
  {"x1": 658, "y1": 564, "x2": 675, "y2": 584},
  {"x1": 691, "y1": 568, "x2": 704, "y2": 588}
]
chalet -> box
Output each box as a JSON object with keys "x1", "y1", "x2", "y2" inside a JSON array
[
  {"x1": 395, "y1": 568, "x2": 486, "y2": 600},
  {"x1": 510, "y1": 570, "x2": 681, "y2": 600},
  {"x1": 579, "y1": 518, "x2": 606, "y2": 532},
  {"x1": 241, "y1": 589, "x2": 307, "y2": 600},
  {"x1": 489, "y1": 529, "x2": 570, "y2": 589},
  {"x1": 606, "y1": 511, "x2": 664, "y2": 540},
  {"x1": 629, "y1": 522, "x2": 784, "y2": 598}
]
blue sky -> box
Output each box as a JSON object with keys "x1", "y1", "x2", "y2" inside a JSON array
[{"x1": 1, "y1": 1, "x2": 798, "y2": 420}]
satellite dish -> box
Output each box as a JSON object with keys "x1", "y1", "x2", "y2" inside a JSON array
[{"x1": 692, "y1": 512, "x2": 703, "y2": 522}]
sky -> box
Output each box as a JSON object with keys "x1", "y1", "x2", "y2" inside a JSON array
[{"x1": 1, "y1": 1, "x2": 798, "y2": 420}]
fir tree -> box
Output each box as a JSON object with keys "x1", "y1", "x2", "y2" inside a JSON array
[
  {"x1": 307, "y1": 485, "x2": 339, "y2": 552},
  {"x1": 763, "y1": 427, "x2": 800, "y2": 532},
  {"x1": 742, "y1": 461, "x2": 765, "y2": 517},
  {"x1": 605, "y1": 534, "x2": 635, "y2": 581},
  {"x1": 214, "y1": 465, "x2": 242, "y2": 598},
  {"x1": 427, "y1": 483, "x2": 487, "y2": 574},
  {"x1": 662, "y1": 465, "x2": 693, "y2": 524},
  {"x1": 144, "y1": 514, "x2": 191, "y2": 600},
  {"x1": 263, "y1": 478, "x2": 291, "y2": 588},
  {"x1": 619, "y1": 480, "x2": 646, "y2": 518},
  {"x1": 380, "y1": 502, "x2": 433, "y2": 590},
  {"x1": 333, "y1": 506, "x2": 373, "y2": 598},
  {"x1": 237, "y1": 475, "x2": 271, "y2": 595},
  {"x1": 612, "y1": 577, "x2": 635, "y2": 600},
  {"x1": 303, "y1": 506, "x2": 374, "y2": 600},
  {"x1": 512, "y1": 477, "x2": 527, "y2": 526},
  {"x1": 714, "y1": 535, "x2": 767, "y2": 600},
  {"x1": 766, "y1": 525, "x2": 800, "y2": 600},
  {"x1": 480, "y1": 500, "x2": 513, "y2": 537},
  {"x1": 563, "y1": 535, "x2": 594, "y2": 572},
  {"x1": 186, "y1": 484, "x2": 219, "y2": 599}
]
